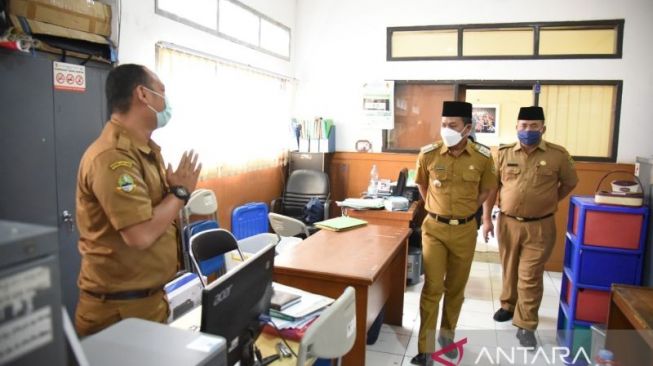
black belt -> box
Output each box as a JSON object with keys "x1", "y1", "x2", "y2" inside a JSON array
[
  {"x1": 83, "y1": 288, "x2": 161, "y2": 301},
  {"x1": 428, "y1": 212, "x2": 476, "y2": 226},
  {"x1": 501, "y1": 212, "x2": 554, "y2": 222}
]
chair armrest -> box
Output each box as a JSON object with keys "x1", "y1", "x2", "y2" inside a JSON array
[
  {"x1": 323, "y1": 200, "x2": 331, "y2": 220},
  {"x1": 270, "y1": 198, "x2": 282, "y2": 214}
]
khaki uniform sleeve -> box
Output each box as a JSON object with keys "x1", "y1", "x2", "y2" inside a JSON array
[
  {"x1": 480, "y1": 155, "x2": 498, "y2": 192},
  {"x1": 415, "y1": 152, "x2": 429, "y2": 186},
  {"x1": 559, "y1": 151, "x2": 579, "y2": 190},
  {"x1": 89, "y1": 150, "x2": 154, "y2": 231}
]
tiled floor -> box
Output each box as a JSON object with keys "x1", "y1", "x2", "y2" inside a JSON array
[{"x1": 364, "y1": 261, "x2": 564, "y2": 366}]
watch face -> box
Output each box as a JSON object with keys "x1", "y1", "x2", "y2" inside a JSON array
[{"x1": 173, "y1": 186, "x2": 189, "y2": 197}]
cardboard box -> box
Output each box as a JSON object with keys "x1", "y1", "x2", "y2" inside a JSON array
[{"x1": 9, "y1": 0, "x2": 111, "y2": 37}]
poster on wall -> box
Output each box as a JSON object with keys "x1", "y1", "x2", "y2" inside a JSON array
[
  {"x1": 362, "y1": 81, "x2": 394, "y2": 129},
  {"x1": 472, "y1": 104, "x2": 499, "y2": 137}
]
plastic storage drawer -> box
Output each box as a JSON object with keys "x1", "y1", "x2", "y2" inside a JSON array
[
  {"x1": 566, "y1": 282, "x2": 610, "y2": 323},
  {"x1": 573, "y1": 206, "x2": 643, "y2": 249}
]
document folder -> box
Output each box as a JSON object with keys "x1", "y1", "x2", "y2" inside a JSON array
[{"x1": 314, "y1": 216, "x2": 367, "y2": 232}]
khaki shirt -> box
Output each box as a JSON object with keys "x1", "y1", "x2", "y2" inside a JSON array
[
  {"x1": 76, "y1": 120, "x2": 178, "y2": 293},
  {"x1": 415, "y1": 141, "x2": 497, "y2": 217},
  {"x1": 497, "y1": 140, "x2": 579, "y2": 218}
]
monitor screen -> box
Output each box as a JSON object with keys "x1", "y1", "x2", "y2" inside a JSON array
[
  {"x1": 200, "y1": 242, "x2": 275, "y2": 366},
  {"x1": 393, "y1": 168, "x2": 408, "y2": 197}
]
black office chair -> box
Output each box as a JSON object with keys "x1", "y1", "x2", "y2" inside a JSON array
[
  {"x1": 271, "y1": 169, "x2": 331, "y2": 232},
  {"x1": 189, "y1": 228, "x2": 245, "y2": 286}
]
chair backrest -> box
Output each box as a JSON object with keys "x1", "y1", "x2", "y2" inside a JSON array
[
  {"x1": 268, "y1": 213, "x2": 310, "y2": 238},
  {"x1": 231, "y1": 202, "x2": 269, "y2": 239},
  {"x1": 296, "y1": 287, "x2": 356, "y2": 366},
  {"x1": 189, "y1": 228, "x2": 244, "y2": 286},
  {"x1": 281, "y1": 169, "x2": 330, "y2": 220}
]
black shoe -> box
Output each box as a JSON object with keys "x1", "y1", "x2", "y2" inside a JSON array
[
  {"x1": 493, "y1": 308, "x2": 514, "y2": 322},
  {"x1": 437, "y1": 336, "x2": 459, "y2": 359},
  {"x1": 410, "y1": 353, "x2": 427, "y2": 365},
  {"x1": 516, "y1": 328, "x2": 537, "y2": 348}
]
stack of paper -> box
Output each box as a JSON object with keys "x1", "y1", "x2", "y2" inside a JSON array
[
  {"x1": 336, "y1": 198, "x2": 385, "y2": 210},
  {"x1": 265, "y1": 283, "x2": 334, "y2": 340},
  {"x1": 314, "y1": 216, "x2": 368, "y2": 232}
]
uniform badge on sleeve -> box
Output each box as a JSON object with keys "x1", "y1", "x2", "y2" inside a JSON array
[
  {"x1": 117, "y1": 174, "x2": 135, "y2": 193},
  {"x1": 110, "y1": 160, "x2": 134, "y2": 170}
]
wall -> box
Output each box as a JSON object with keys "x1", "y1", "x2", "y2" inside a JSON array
[
  {"x1": 465, "y1": 89, "x2": 533, "y2": 146},
  {"x1": 118, "y1": 0, "x2": 296, "y2": 77},
  {"x1": 293, "y1": 0, "x2": 653, "y2": 163}
]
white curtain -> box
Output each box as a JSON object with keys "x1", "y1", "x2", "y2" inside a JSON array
[{"x1": 153, "y1": 45, "x2": 292, "y2": 179}]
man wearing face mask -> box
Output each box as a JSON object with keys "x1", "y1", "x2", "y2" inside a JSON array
[
  {"x1": 74, "y1": 64, "x2": 201, "y2": 336},
  {"x1": 482, "y1": 106, "x2": 578, "y2": 347},
  {"x1": 411, "y1": 101, "x2": 497, "y2": 365}
]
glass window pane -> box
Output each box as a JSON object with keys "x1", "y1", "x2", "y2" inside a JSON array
[
  {"x1": 157, "y1": 0, "x2": 217, "y2": 30},
  {"x1": 391, "y1": 29, "x2": 457, "y2": 58},
  {"x1": 539, "y1": 85, "x2": 616, "y2": 157},
  {"x1": 539, "y1": 27, "x2": 617, "y2": 55},
  {"x1": 463, "y1": 28, "x2": 534, "y2": 56},
  {"x1": 219, "y1": 0, "x2": 260, "y2": 46},
  {"x1": 387, "y1": 84, "x2": 455, "y2": 151},
  {"x1": 261, "y1": 19, "x2": 290, "y2": 57},
  {"x1": 465, "y1": 89, "x2": 533, "y2": 146}
]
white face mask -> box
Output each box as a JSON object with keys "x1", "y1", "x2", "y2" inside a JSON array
[{"x1": 441, "y1": 127, "x2": 464, "y2": 147}]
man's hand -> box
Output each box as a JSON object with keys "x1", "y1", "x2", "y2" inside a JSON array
[
  {"x1": 482, "y1": 217, "x2": 494, "y2": 243},
  {"x1": 166, "y1": 150, "x2": 202, "y2": 192}
]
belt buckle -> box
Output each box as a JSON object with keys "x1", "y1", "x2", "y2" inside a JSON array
[
  {"x1": 516, "y1": 216, "x2": 525, "y2": 221},
  {"x1": 449, "y1": 219, "x2": 459, "y2": 226}
]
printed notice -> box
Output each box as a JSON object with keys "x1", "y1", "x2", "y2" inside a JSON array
[
  {"x1": 362, "y1": 81, "x2": 394, "y2": 129},
  {"x1": 53, "y1": 61, "x2": 86, "y2": 92},
  {"x1": 0, "y1": 306, "x2": 53, "y2": 364}
]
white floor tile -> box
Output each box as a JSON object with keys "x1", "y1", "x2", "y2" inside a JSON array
[
  {"x1": 461, "y1": 298, "x2": 495, "y2": 313},
  {"x1": 365, "y1": 350, "x2": 405, "y2": 366},
  {"x1": 457, "y1": 310, "x2": 496, "y2": 330},
  {"x1": 380, "y1": 318, "x2": 415, "y2": 337},
  {"x1": 366, "y1": 331, "x2": 412, "y2": 355}
]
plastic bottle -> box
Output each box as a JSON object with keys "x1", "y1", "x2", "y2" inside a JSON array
[
  {"x1": 594, "y1": 349, "x2": 614, "y2": 365},
  {"x1": 368, "y1": 164, "x2": 379, "y2": 198}
]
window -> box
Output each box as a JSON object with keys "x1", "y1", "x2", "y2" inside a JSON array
[
  {"x1": 387, "y1": 19, "x2": 623, "y2": 60},
  {"x1": 383, "y1": 81, "x2": 621, "y2": 162},
  {"x1": 154, "y1": 44, "x2": 293, "y2": 179},
  {"x1": 155, "y1": 0, "x2": 291, "y2": 60}
]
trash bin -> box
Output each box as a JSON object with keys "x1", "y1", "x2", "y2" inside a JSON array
[{"x1": 407, "y1": 246, "x2": 422, "y2": 285}]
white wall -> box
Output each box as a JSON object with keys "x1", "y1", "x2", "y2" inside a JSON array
[
  {"x1": 118, "y1": 0, "x2": 296, "y2": 77},
  {"x1": 292, "y1": 0, "x2": 653, "y2": 163}
]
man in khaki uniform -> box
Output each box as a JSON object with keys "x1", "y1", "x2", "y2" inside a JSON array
[
  {"x1": 75, "y1": 64, "x2": 201, "y2": 336},
  {"x1": 483, "y1": 106, "x2": 578, "y2": 347},
  {"x1": 411, "y1": 101, "x2": 497, "y2": 365}
]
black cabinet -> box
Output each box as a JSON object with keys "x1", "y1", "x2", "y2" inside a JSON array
[{"x1": 289, "y1": 152, "x2": 332, "y2": 174}]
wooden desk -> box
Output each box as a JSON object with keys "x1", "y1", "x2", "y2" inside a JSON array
[
  {"x1": 346, "y1": 201, "x2": 423, "y2": 228},
  {"x1": 606, "y1": 284, "x2": 653, "y2": 365},
  {"x1": 273, "y1": 224, "x2": 411, "y2": 366}
]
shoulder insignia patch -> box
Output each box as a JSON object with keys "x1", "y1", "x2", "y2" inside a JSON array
[
  {"x1": 473, "y1": 143, "x2": 491, "y2": 158},
  {"x1": 568, "y1": 154, "x2": 575, "y2": 168},
  {"x1": 421, "y1": 142, "x2": 441, "y2": 154},
  {"x1": 110, "y1": 160, "x2": 134, "y2": 170},
  {"x1": 116, "y1": 174, "x2": 135, "y2": 193}
]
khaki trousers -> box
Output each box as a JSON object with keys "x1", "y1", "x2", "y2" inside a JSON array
[
  {"x1": 497, "y1": 214, "x2": 556, "y2": 331},
  {"x1": 417, "y1": 215, "x2": 477, "y2": 352},
  {"x1": 75, "y1": 290, "x2": 169, "y2": 337}
]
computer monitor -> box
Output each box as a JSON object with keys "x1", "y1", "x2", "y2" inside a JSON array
[
  {"x1": 393, "y1": 168, "x2": 408, "y2": 197},
  {"x1": 200, "y1": 242, "x2": 275, "y2": 366}
]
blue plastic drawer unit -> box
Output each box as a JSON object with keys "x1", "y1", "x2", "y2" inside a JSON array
[{"x1": 231, "y1": 202, "x2": 269, "y2": 239}]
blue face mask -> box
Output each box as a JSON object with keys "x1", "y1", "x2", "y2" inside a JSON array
[
  {"x1": 144, "y1": 87, "x2": 172, "y2": 129},
  {"x1": 517, "y1": 130, "x2": 542, "y2": 146}
]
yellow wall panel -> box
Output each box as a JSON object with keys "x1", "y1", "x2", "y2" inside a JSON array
[
  {"x1": 539, "y1": 28, "x2": 616, "y2": 55},
  {"x1": 463, "y1": 29, "x2": 533, "y2": 56},
  {"x1": 392, "y1": 30, "x2": 457, "y2": 57}
]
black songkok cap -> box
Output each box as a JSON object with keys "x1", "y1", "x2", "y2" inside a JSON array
[
  {"x1": 442, "y1": 101, "x2": 472, "y2": 118},
  {"x1": 518, "y1": 106, "x2": 545, "y2": 121}
]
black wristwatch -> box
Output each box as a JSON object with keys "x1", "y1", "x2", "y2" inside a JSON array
[{"x1": 169, "y1": 186, "x2": 190, "y2": 204}]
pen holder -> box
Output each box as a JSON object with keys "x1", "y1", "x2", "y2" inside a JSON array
[
  {"x1": 318, "y1": 126, "x2": 336, "y2": 153},
  {"x1": 299, "y1": 138, "x2": 310, "y2": 153}
]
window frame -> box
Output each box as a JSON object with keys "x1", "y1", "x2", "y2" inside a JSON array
[
  {"x1": 155, "y1": 0, "x2": 291, "y2": 60},
  {"x1": 387, "y1": 19, "x2": 624, "y2": 61},
  {"x1": 382, "y1": 79, "x2": 622, "y2": 163}
]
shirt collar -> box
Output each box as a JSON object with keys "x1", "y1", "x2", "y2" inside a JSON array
[
  {"x1": 440, "y1": 140, "x2": 473, "y2": 156},
  {"x1": 108, "y1": 120, "x2": 158, "y2": 155}
]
